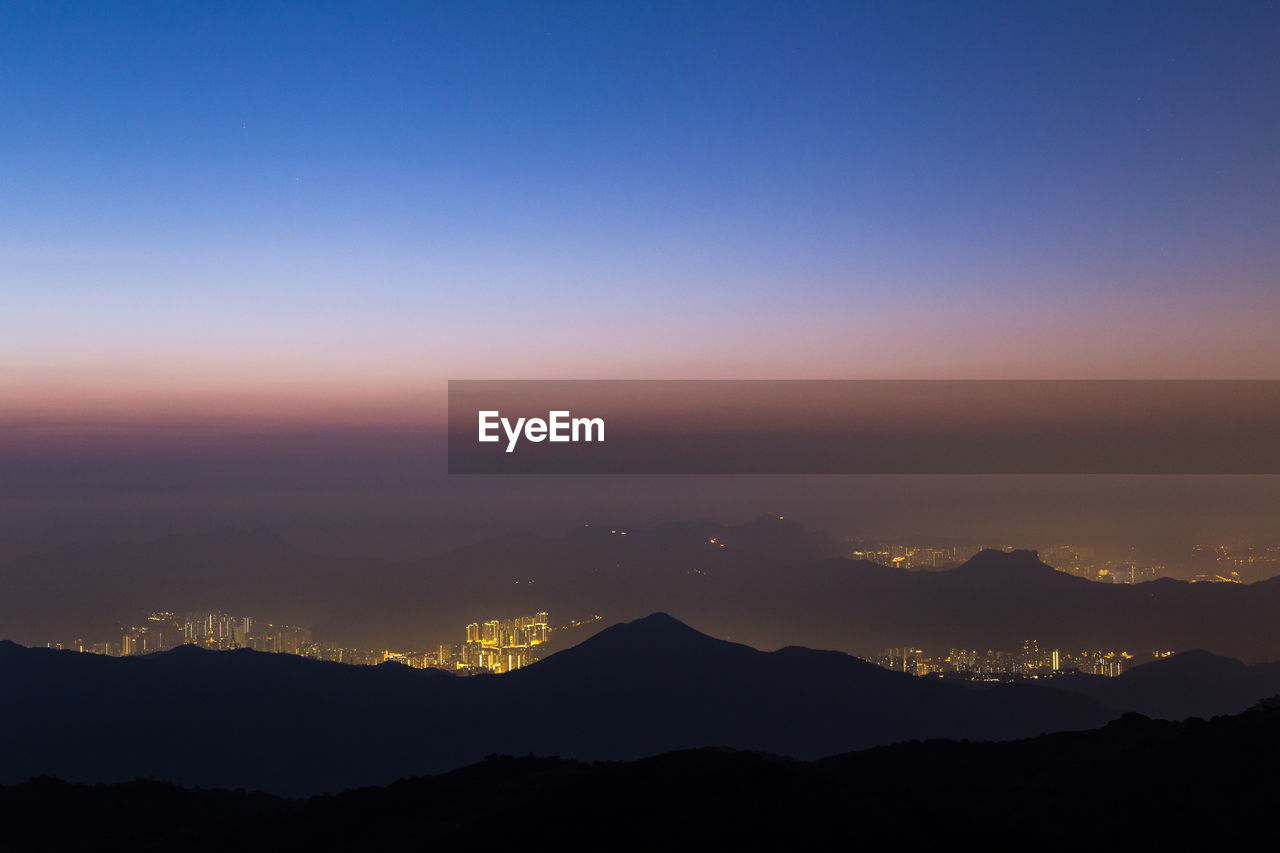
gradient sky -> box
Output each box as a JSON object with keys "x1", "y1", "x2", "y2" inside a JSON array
[{"x1": 2, "y1": 1, "x2": 1279, "y2": 442}]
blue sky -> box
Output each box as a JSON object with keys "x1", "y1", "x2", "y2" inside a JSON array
[{"x1": 2, "y1": 1, "x2": 1278, "y2": 432}]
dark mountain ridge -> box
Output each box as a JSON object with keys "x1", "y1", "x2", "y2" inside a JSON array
[
  {"x1": 6, "y1": 700, "x2": 1280, "y2": 849},
  {"x1": 0, "y1": 613, "x2": 1109, "y2": 796},
  {"x1": 1046, "y1": 647, "x2": 1280, "y2": 720}
]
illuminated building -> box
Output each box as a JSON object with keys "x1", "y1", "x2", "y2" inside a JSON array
[{"x1": 462, "y1": 611, "x2": 552, "y2": 673}]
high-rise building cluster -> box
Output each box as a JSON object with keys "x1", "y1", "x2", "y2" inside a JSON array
[
  {"x1": 459, "y1": 612, "x2": 551, "y2": 673},
  {"x1": 1037, "y1": 544, "x2": 1165, "y2": 584},
  {"x1": 109, "y1": 611, "x2": 311, "y2": 657},
  {"x1": 876, "y1": 642, "x2": 1173, "y2": 679},
  {"x1": 64, "y1": 608, "x2": 559, "y2": 676}
]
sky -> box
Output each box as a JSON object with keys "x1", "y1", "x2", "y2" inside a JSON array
[
  {"x1": 2, "y1": 1, "x2": 1279, "y2": 445},
  {"x1": 0, "y1": 2, "x2": 1279, "y2": 570}
]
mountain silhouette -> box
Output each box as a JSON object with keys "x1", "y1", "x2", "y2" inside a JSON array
[
  {"x1": 0, "y1": 613, "x2": 1109, "y2": 795},
  {"x1": 7, "y1": 525, "x2": 1280, "y2": 662},
  {"x1": 6, "y1": 699, "x2": 1280, "y2": 848},
  {"x1": 1046, "y1": 648, "x2": 1280, "y2": 719},
  {"x1": 764, "y1": 548, "x2": 1280, "y2": 660}
]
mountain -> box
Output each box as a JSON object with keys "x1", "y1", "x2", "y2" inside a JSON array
[
  {"x1": 1046, "y1": 648, "x2": 1280, "y2": 719},
  {"x1": 757, "y1": 548, "x2": 1280, "y2": 661},
  {"x1": 7, "y1": 524, "x2": 1280, "y2": 662},
  {"x1": 7, "y1": 520, "x2": 1280, "y2": 662},
  {"x1": 482, "y1": 612, "x2": 1108, "y2": 761},
  {"x1": 7, "y1": 700, "x2": 1280, "y2": 849},
  {"x1": 0, "y1": 614, "x2": 1110, "y2": 796}
]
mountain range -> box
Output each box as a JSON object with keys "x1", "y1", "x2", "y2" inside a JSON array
[
  {"x1": 5, "y1": 612, "x2": 1280, "y2": 796},
  {"x1": 4, "y1": 520, "x2": 1280, "y2": 661},
  {"x1": 5, "y1": 696, "x2": 1280, "y2": 848}
]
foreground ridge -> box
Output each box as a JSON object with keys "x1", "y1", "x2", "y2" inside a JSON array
[{"x1": 4, "y1": 699, "x2": 1280, "y2": 848}]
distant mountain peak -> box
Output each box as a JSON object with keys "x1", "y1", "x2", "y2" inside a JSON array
[
  {"x1": 952, "y1": 548, "x2": 1056, "y2": 577},
  {"x1": 155, "y1": 643, "x2": 214, "y2": 661},
  {"x1": 1126, "y1": 648, "x2": 1249, "y2": 677},
  {"x1": 628, "y1": 612, "x2": 691, "y2": 629},
  {"x1": 588, "y1": 612, "x2": 714, "y2": 646},
  {"x1": 525, "y1": 612, "x2": 749, "y2": 675}
]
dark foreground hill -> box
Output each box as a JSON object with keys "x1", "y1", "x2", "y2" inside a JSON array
[
  {"x1": 5, "y1": 700, "x2": 1280, "y2": 850},
  {"x1": 0, "y1": 614, "x2": 1110, "y2": 795}
]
